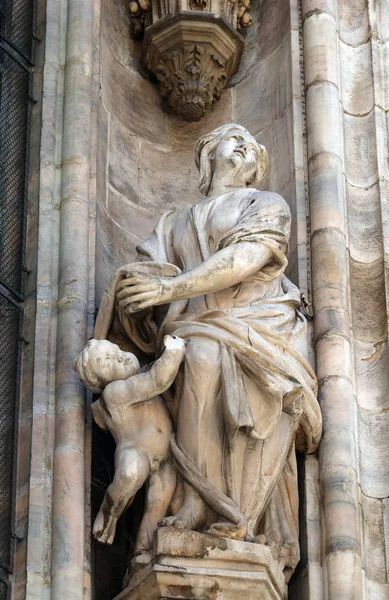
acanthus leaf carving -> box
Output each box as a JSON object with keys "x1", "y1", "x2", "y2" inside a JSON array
[
  {"x1": 155, "y1": 45, "x2": 227, "y2": 122},
  {"x1": 189, "y1": 0, "x2": 209, "y2": 10}
]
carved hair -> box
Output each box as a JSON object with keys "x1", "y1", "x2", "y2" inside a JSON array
[
  {"x1": 73, "y1": 339, "x2": 140, "y2": 394},
  {"x1": 194, "y1": 123, "x2": 269, "y2": 196}
]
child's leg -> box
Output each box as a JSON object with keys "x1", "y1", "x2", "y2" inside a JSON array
[
  {"x1": 93, "y1": 446, "x2": 150, "y2": 545},
  {"x1": 135, "y1": 461, "x2": 177, "y2": 553}
]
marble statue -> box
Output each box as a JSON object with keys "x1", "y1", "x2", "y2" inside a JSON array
[
  {"x1": 86, "y1": 123, "x2": 321, "y2": 577},
  {"x1": 74, "y1": 335, "x2": 185, "y2": 549}
]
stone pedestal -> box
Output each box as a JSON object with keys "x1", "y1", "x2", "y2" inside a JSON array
[{"x1": 115, "y1": 527, "x2": 287, "y2": 600}]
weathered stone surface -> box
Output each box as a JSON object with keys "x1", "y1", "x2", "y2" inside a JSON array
[
  {"x1": 343, "y1": 111, "x2": 378, "y2": 188},
  {"x1": 254, "y1": 0, "x2": 290, "y2": 63},
  {"x1": 107, "y1": 185, "x2": 158, "y2": 240},
  {"x1": 383, "y1": 498, "x2": 389, "y2": 583},
  {"x1": 349, "y1": 257, "x2": 387, "y2": 344},
  {"x1": 361, "y1": 495, "x2": 386, "y2": 584},
  {"x1": 304, "y1": 456, "x2": 323, "y2": 566},
  {"x1": 234, "y1": 35, "x2": 292, "y2": 136},
  {"x1": 316, "y1": 336, "x2": 353, "y2": 382},
  {"x1": 340, "y1": 39, "x2": 374, "y2": 116},
  {"x1": 365, "y1": 579, "x2": 389, "y2": 600},
  {"x1": 108, "y1": 118, "x2": 139, "y2": 202},
  {"x1": 338, "y1": 0, "x2": 370, "y2": 46},
  {"x1": 254, "y1": 108, "x2": 295, "y2": 199},
  {"x1": 116, "y1": 528, "x2": 287, "y2": 600},
  {"x1": 303, "y1": 12, "x2": 338, "y2": 88},
  {"x1": 311, "y1": 228, "x2": 349, "y2": 314},
  {"x1": 163, "y1": 86, "x2": 234, "y2": 149},
  {"x1": 101, "y1": 42, "x2": 167, "y2": 144},
  {"x1": 137, "y1": 139, "x2": 199, "y2": 211},
  {"x1": 359, "y1": 407, "x2": 389, "y2": 498},
  {"x1": 96, "y1": 202, "x2": 139, "y2": 301},
  {"x1": 96, "y1": 101, "x2": 109, "y2": 206},
  {"x1": 354, "y1": 339, "x2": 389, "y2": 412},
  {"x1": 309, "y1": 153, "x2": 346, "y2": 234},
  {"x1": 326, "y1": 551, "x2": 363, "y2": 598},
  {"x1": 347, "y1": 183, "x2": 383, "y2": 264},
  {"x1": 101, "y1": 0, "x2": 142, "y2": 74},
  {"x1": 318, "y1": 377, "x2": 357, "y2": 470},
  {"x1": 306, "y1": 83, "x2": 342, "y2": 160},
  {"x1": 302, "y1": 0, "x2": 337, "y2": 20}
]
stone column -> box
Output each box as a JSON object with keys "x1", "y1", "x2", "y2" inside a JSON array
[
  {"x1": 25, "y1": 0, "x2": 95, "y2": 599},
  {"x1": 303, "y1": 0, "x2": 389, "y2": 597},
  {"x1": 302, "y1": 1, "x2": 363, "y2": 597},
  {"x1": 51, "y1": 1, "x2": 93, "y2": 599}
]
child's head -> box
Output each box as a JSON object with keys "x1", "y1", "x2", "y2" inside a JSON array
[{"x1": 73, "y1": 339, "x2": 140, "y2": 393}]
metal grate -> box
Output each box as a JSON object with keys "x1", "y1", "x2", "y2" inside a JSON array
[
  {"x1": 0, "y1": 0, "x2": 35, "y2": 587},
  {"x1": 0, "y1": 0, "x2": 34, "y2": 59},
  {"x1": 0, "y1": 49, "x2": 29, "y2": 296},
  {"x1": 0, "y1": 294, "x2": 20, "y2": 571},
  {"x1": 0, "y1": 579, "x2": 11, "y2": 600}
]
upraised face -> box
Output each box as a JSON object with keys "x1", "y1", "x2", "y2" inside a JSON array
[{"x1": 213, "y1": 129, "x2": 260, "y2": 186}]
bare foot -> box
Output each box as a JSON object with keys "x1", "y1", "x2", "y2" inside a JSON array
[
  {"x1": 158, "y1": 502, "x2": 207, "y2": 530},
  {"x1": 252, "y1": 533, "x2": 267, "y2": 544},
  {"x1": 206, "y1": 521, "x2": 247, "y2": 540},
  {"x1": 93, "y1": 510, "x2": 118, "y2": 545}
]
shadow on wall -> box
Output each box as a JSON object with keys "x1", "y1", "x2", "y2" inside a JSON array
[{"x1": 95, "y1": 0, "x2": 296, "y2": 305}]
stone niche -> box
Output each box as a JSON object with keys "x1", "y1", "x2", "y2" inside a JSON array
[{"x1": 96, "y1": 0, "x2": 304, "y2": 597}]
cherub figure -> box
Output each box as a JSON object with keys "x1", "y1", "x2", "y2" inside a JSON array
[{"x1": 73, "y1": 334, "x2": 185, "y2": 549}]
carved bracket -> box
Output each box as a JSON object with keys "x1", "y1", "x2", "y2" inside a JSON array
[
  {"x1": 141, "y1": 12, "x2": 244, "y2": 121},
  {"x1": 129, "y1": 0, "x2": 252, "y2": 120}
]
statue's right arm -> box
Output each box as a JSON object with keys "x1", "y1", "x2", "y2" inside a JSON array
[
  {"x1": 103, "y1": 337, "x2": 185, "y2": 407},
  {"x1": 146, "y1": 337, "x2": 185, "y2": 394}
]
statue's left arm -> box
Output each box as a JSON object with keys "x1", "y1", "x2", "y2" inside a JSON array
[
  {"x1": 116, "y1": 191, "x2": 290, "y2": 314},
  {"x1": 117, "y1": 242, "x2": 273, "y2": 313}
]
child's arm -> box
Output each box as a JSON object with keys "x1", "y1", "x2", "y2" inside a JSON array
[{"x1": 103, "y1": 336, "x2": 185, "y2": 407}]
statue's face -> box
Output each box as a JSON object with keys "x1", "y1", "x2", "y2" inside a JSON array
[
  {"x1": 214, "y1": 129, "x2": 259, "y2": 185},
  {"x1": 88, "y1": 340, "x2": 140, "y2": 383}
]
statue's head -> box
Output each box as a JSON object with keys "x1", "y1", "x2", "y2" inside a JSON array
[
  {"x1": 73, "y1": 339, "x2": 140, "y2": 394},
  {"x1": 195, "y1": 123, "x2": 268, "y2": 195}
]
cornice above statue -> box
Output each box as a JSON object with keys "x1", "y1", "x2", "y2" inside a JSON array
[{"x1": 128, "y1": 0, "x2": 253, "y2": 121}]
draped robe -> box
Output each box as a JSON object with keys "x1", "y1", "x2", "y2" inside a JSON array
[{"x1": 94, "y1": 188, "x2": 322, "y2": 570}]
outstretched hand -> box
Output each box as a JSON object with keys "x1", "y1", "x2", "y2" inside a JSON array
[{"x1": 116, "y1": 271, "x2": 176, "y2": 314}]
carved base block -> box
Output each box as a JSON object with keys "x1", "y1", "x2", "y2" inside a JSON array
[{"x1": 115, "y1": 527, "x2": 287, "y2": 600}]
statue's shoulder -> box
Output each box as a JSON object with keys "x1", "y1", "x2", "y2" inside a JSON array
[{"x1": 246, "y1": 189, "x2": 291, "y2": 215}]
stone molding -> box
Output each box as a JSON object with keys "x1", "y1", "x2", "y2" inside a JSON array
[{"x1": 115, "y1": 528, "x2": 287, "y2": 600}]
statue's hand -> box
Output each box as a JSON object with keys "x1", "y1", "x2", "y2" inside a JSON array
[
  {"x1": 163, "y1": 335, "x2": 186, "y2": 352},
  {"x1": 116, "y1": 271, "x2": 175, "y2": 314}
]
